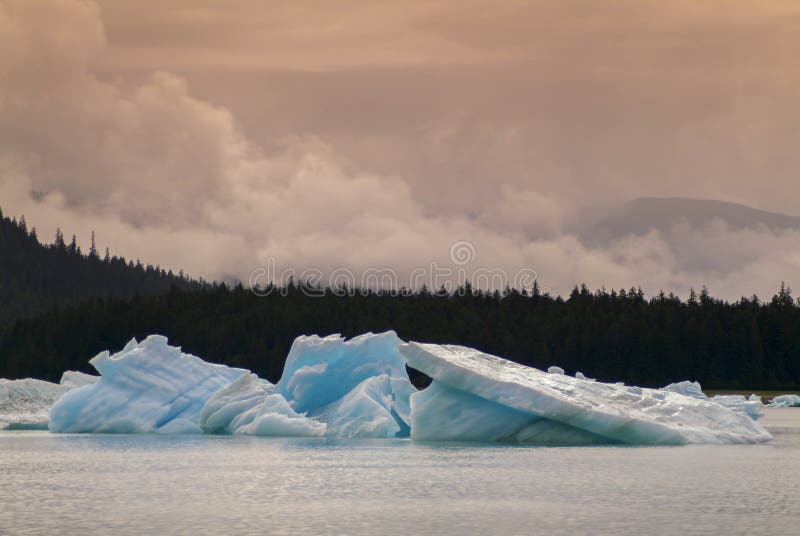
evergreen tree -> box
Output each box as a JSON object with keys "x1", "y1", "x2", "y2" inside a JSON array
[
  {"x1": 89, "y1": 231, "x2": 98, "y2": 259},
  {"x1": 0, "y1": 207, "x2": 203, "y2": 324}
]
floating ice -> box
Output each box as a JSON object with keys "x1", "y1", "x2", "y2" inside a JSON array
[
  {"x1": 401, "y1": 342, "x2": 771, "y2": 445},
  {"x1": 200, "y1": 332, "x2": 414, "y2": 438},
  {"x1": 49, "y1": 335, "x2": 247, "y2": 433},
  {"x1": 767, "y1": 394, "x2": 800, "y2": 408},
  {"x1": 275, "y1": 332, "x2": 409, "y2": 413},
  {"x1": 547, "y1": 366, "x2": 564, "y2": 375},
  {"x1": 1, "y1": 378, "x2": 60, "y2": 430},
  {"x1": 33, "y1": 331, "x2": 775, "y2": 444},
  {"x1": 0, "y1": 372, "x2": 98, "y2": 430}
]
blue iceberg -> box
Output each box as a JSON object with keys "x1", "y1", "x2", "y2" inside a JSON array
[
  {"x1": 401, "y1": 342, "x2": 771, "y2": 445},
  {"x1": 49, "y1": 335, "x2": 247, "y2": 434},
  {"x1": 200, "y1": 332, "x2": 414, "y2": 438},
  {"x1": 41, "y1": 331, "x2": 773, "y2": 445}
]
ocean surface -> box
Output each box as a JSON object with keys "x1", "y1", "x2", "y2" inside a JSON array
[{"x1": 1, "y1": 408, "x2": 798, "y2": 535}]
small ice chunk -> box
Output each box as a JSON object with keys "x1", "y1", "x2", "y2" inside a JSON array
[
  {"x1": 766, "y1": 394, "x2": 800, "y2": 408},
  {"x1": 661, "y1": 381, "x2": 707, "y2": 400},
  {"x1": 547, "y1": 366, "x2": 564, "y2": 375}
]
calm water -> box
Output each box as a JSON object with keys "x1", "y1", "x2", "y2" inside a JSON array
[{"x1": 1, "y1": 409, "x2": 798, "y2": 536}]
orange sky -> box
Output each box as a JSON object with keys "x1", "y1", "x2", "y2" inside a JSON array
[{"x1": 1, "y1": 0, "x2": 798, "y2": 297}]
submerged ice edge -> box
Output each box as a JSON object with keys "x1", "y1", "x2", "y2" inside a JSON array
[{"x1": 2, "y1": 331, "x2": 775, "y2": 445}]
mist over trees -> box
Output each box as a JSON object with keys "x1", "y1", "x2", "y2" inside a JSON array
[{"x1": 0, "y1": 208, "x2": 798, "y2": 389}]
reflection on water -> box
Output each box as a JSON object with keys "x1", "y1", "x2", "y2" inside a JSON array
[{"x1": 1, "y1": 409, "x2": 799, "y2": 535}]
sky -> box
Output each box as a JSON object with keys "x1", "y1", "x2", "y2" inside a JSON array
[{"x1": 1, "y1": 0, "x2": 799, "y2": 299}]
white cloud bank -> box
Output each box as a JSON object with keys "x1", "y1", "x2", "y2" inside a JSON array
[{"x1": 0, "y1": 0, "x2": 798, "y2": 301}]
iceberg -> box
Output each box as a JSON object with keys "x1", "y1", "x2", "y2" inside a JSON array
[
  {"x1": 34, "y1": 331, "x2": 774, "y2": 445},
  {"x1": 275, "y1": 332, "x2": 409, "y2": 413},
  {"x1": 48, "y1": 332, "x2": 414, "y2": 438},
  {"x1": 0, "y1": 372, "x2": 98, "y2": 430},
  {"x1": 49, "y1": 336, "x2": 247, "y2": 434},
  {"x1": 400, "y1": 342, "x2": 771, "y2": 445},
  {"x1": 767, "y1": 394, "x2": 800, "y2": 408},
  {"x1": 200, "y1": 332, "x2": 414, "y2": 438}
]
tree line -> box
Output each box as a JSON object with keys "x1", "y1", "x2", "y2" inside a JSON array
[
  {"x1": 1, "y1": 280, "x2": 798, "y2": 390},
  {"x1": 0, "y1": 207, "x2": 203, "y2": 324}
]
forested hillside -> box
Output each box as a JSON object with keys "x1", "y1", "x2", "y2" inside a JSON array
[
  {"x1": 1, "y1": 282, "x2": 798, "y2": 390},
  {"x1": 2, "y1": 206, "x2": 798, "y2": 390},
  {"x1": 0, "y1": 208, "x2": 203, "y2": 323}
]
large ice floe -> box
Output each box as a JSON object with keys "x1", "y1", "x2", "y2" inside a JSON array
[
  {"x1": 35, "y1": 331, "x2": 773, "y2": 444},
  {"x1": 0, "y1": 372, "x2": 97, "y2": 430},
  {"x1": 400, "y1": 343, "x2": 771, "y2": 445}
]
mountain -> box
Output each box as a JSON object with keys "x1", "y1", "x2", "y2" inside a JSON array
[
  {"x1": 0, "y1": 207, "x2": 204, "y2": 324},
  {"x1": 580, "y1": 197, "x2": 800, "y2": 243}
]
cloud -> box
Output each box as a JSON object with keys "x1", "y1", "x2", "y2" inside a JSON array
[{"x1": 0, "y1": 0, "x2": 798, "y2": 301}]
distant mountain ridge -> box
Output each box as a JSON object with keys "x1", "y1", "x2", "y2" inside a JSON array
[
  {"x1": 582, "y1": 197, "x2": 800, "y2": 243},
  {"x1": 0, "y1": 207, "x2": 204, "y2": 324}
]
